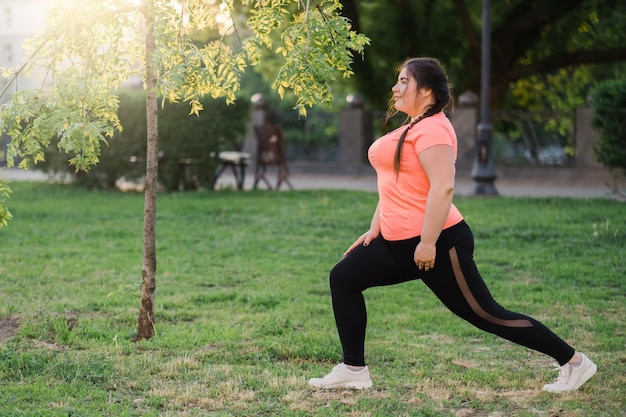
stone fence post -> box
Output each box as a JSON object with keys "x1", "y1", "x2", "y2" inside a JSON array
[
  {"x1": 242, "y1": 93, "x2": 272, "y2": 165},
  {"x1": 575, "y1": 106, "x2": 604, "y2": 170},
  {"x1": 449, "y1": 91, "x2": 479, "y2": 174},
  {"x1": 338, "y1": 94, "x2": 373, "y2": 173}
]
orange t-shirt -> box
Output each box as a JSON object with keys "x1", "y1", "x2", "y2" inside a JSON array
[{"x1": 367, "y1": 112, "x2": 464, "y2": 240}]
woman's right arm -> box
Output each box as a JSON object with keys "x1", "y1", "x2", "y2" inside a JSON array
[{"x1": 344, "y1": 202, "x2": 381, "y2": 256}]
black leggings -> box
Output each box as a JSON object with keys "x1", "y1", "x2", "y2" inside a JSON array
[{"x1": 329, "y1": 221, "x2": 575, "y2": 367}]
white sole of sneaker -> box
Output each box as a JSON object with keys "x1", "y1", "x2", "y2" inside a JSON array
[{"x1": 308, "y1": 380, "x2": 373, "y2": 390}]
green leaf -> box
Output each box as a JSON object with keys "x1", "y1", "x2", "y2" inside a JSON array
[{"x1": 0, "y1": 0, "x2": 369, "y2": 226}]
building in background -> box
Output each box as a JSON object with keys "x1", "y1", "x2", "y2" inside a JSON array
[{"x1": 0, "y1": 0, "x2": 55, "y2": 104}]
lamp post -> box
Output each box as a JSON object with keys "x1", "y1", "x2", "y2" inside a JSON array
[{"x1": 471, "y1": 0, "x2": 498, "y2": 195}]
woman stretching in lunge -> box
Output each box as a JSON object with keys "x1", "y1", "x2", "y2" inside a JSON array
[{"x1": 308, "y1": 57, "x2": 597, "y2": 393}]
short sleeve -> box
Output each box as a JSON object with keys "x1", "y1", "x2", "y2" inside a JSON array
[{"x1": 411, "y1": 118, "x2": 455, "y2": 155}]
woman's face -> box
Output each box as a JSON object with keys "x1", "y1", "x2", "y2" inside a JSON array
[{"x1": 392, "y1": 67, "x2": 430, "y2": 118}]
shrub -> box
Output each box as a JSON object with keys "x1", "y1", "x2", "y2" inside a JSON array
[
  {"x1": 590, "y1": 79, "x2": 626, "y2": 174},
  {"x1": 157, "y1": 94, "x2": 250, "y2": 191},
  {"x1": 40, "y1": 90, "x2": 250, "y2": 190}
]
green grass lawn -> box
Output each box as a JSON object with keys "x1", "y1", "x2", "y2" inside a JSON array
[{"x1": 0, "y1": 182, "x2": 624, "y2": 416}]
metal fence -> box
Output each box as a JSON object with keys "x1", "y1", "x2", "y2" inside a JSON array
[
  {"x1": 276, "y1": 107, "x2": 578, "y2": 167},
  {"x1": 276, "y1": 110, "x2": 340, "y2": 162},
  {"x1": 490, "y1": 110, "x2": 576, "y2": 166}
]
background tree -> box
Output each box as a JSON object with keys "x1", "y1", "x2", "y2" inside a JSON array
[
  {"x1": 0, "y1": 0, "x2": 368, "y2": 340},
  {"x1": 339, "y1": 0, "x2": 626, "y2": 110}
]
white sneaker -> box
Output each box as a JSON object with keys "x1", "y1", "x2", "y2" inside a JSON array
[
  {"x1": 542, "y1": 352, "x2": 597, "y2": 393},
  {"x1": 308, "y1": 363, "x2": 373, "y2": 390}
]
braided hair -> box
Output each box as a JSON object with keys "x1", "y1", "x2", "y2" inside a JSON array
[{"x1": 387, "y1": 58, "x2": 453, "y2": 176}]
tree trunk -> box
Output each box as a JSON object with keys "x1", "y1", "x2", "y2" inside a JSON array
[{"x1": 137, "y1": 0, "x2": 158, "y2": 341}]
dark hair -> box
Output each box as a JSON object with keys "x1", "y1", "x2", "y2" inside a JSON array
[{"x1": 386, "y1": 57, "x2": 453, "y2": 175}]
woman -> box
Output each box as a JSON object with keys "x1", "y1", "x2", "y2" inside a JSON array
[{"x1": 308, "y1": 57, "x2": 596, "y2": 393}]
